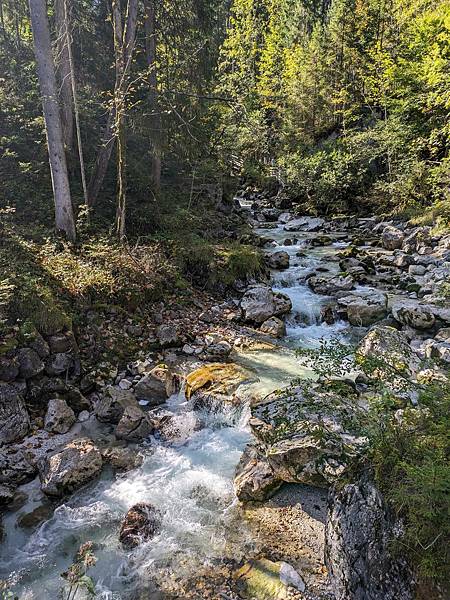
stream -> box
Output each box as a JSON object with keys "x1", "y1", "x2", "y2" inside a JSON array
[{"x1": 0, "y1": 209, "x2": 356, "y2": 599}]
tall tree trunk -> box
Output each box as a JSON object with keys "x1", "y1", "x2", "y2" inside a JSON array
[
  {"x1": 112, "y1": 0, "x2": 126, "y2": 238},
  {"x1": 87, "y1": 0, "x2": 138, "y2": 207},
  {"x1": 144, "y1": 0, "x2": 161, "y2": 193},
  {"x1": 28, "y1": 0, "x2": 76, "y2": 242},
  {"x1": 55, "y1": 0, "x2": 73, "y2": 150},
  {"x1": 63, "y1": 0, "x2": 88, "y2": 208}
]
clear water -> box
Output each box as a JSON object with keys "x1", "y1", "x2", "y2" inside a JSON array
[{"x1": 0, "y1": 210, "x2": 352, "y2": 599}]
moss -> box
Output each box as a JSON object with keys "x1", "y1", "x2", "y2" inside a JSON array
[
  {"x1": 218, "y1": 244, "x2": 264, "y2": 284},
  {"x1": 233, "y1": 559, "x2": 289, "y2": 600},
  {"x1": 0, "y1": 336, "x2": 18, "y2": 356},
  {"x1": 185, "y1": 363, "x2": 251, "y2": 400}
]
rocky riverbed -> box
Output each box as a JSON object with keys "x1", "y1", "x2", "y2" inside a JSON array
[{"x1": 0, "y1": 192, "x2": 449, "y2": 599}]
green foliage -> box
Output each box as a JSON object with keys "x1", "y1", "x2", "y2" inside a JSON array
[
  {"x1": 61, "y1": 541, "x2": 97, "y2": 600},
  {"x1": 218, "y1": 0, "x2": 450, "y2": 216},
  {"x1": 298, "y1": 338, "x2": 450, "y2": 585},
  {"x1": 369, "y1": 384, "x2": 450, "y2": 583}
]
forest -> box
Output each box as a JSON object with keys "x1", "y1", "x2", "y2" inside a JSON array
[{"x1": 0, "y1": 1, "x2": 449, "y2": 599}]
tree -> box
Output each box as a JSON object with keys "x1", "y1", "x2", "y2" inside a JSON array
[
  {"x1": 144, "y1": 0, "x2": 161, "y2": 193},
  {"x1": 55, "y1": 0, "x2": 73, "y2": 150},
  {"x1": 87, "y1": 0, "x2": 139, "y2": 210},
  {"x1": 28, "y1": 0, "x2": 76, "y2": 241}
]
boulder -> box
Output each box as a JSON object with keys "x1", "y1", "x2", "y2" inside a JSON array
[
  {"x1": 17, "y1": 348, "x2": 44, "y2": 379},
  {"x1": 308, "y1": 274, "x2": 354, "y2": 295},
  {"x1": 325, "y1": 475, "x2": 413, "y2": 600},
  {"x1": 119, "y1": 502, "x2": 162, "y2": 548},
  {"x1": 357, "y1": 326, "x2": 420, "y2": 392},
  {"x1": 44, "y1": 398, "x2": 76, "y2": 434},
  {"x1": 27, "y1": 330, "x2": 50, "y2": 358},
  {"x1": 261, "y1": 208, "x2": 281, "y2": 222},
  {"x1": 134, "y1": 367, "x2": 168, "y2": 405},
  {"x1": 391, "y1": 300, "x2": 435, "y2": 330},
  {"x1": 284, "y1": 216, "x2": 324, "y2": 232},
  {"x1": 95, "y1": 386, "x2": 139, "y2": 423},
  {"x1": 115, "y1": 406, "x2": 154, "y2": 442},
  {"x1": 267, "y1": 251, "x2": 290, "y2": 270},
  {"x1": 203, "y1": 340, "x2": 232, "y2": 360},
  {"x1": 0, "y1": 449, "x2": 36, "y2": 486},
  {"x1": 240, "y1": 285, "x2": 292, "y2": 323},
  {"x1": 234, "y1": 445, "x2": 282, "y2": 502},
  {"x1": 382, "y1": 226, "x2": 404, "y2": 250},
  {"x1": 402, "y1": 227, "x2": 431, "y2": 253},
  {"x1": 430, "y1": 342, "x2": 450, "y2": 364},
  {"x1": 156, "y1": 412, "x2": 202, "y2": 443},
  {"x1": 39, "y1": 438, "x2": 102, "y2": 497},
  {"x1": 337, "y1": 291, "x2": 387, "y2": 326},
  {"x1": 0, "y1": 382, "x2": 30, "y2": 444},
  {"x1": 47, "y1": 332, "x2": 74, "y2": 354},
  {"x1": 408, "y1": 264, "x2": 426, "y2": 276},
  {"x1": 101, "y1": 447, "x2": 143, "y2": 471},
  {"x1": 260, "y1": 317, "x2": 286, "y2": 338},
  {"x1": 44, "y1": 352, "x2": 73, "y2": 376},
  {"x1": 185, "y1": 362, "x2": 252, "y2": 408},
  {"x1": 0, "y1": 356, "x2": 19, "y2": 382},
  {"x1": 0, "y1": 483, "x2": 15, "y2": 506},
  {"x1": 156, "y1": 324, "x2": 179, "y2": 347},
  {"x1": 435, "y1": 327, "x2": 450, "y2": 342},
  {"x1": 248, "y1": 384, "x2": 367, "y2": 487}
]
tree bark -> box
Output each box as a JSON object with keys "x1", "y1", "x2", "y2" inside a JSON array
[
  {"x1": 28, "y1": 0, "x2": 76, "y2": 242},
  {"x1": 87, "y1": 0, "x2": 138, "y2": 207},
  {"x1": 55, "y1": 0, "x2": 73, "y2": 150},
  {"x1": 63, "y1": 0, "x2": 88, "y2": 208},
  {"x1": 112, "y1": 0, "x2": 126, "y2": 238},
  {"x1": 144, "y1": 0, "x2": 161, "y2": 193}
]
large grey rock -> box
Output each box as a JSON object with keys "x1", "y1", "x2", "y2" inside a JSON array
[
  {"x1": 156, "y1": 324, "x2": 179, "y2": 347},
  {"x1": 284, "y1": 216, "x2": 325, "y2": 232},
  {"x1": 240, "y1": 285, "x2": 292, "y2": 323},
  {"x1": 260, "y1": 316, "x2": 286, "y2": 338},
  {"x1": 203, "y1": 339, "x2": 232, "y2": 361},
  {"x1": 27, "y1": 330, "x2": 50, "y2": 358},
  {"x1": 382, "y1": 226, "x2": 404, "y2": 250},
  {"x1": 357, "y1": 326, "x2": 421, "y2": 393},
  {"x1": 248, "y1": 384, "x2": 367, "y2": 487},
  {"x1": 44, "y1": 398, "x2": 76, "y2": 434},
  {"x1": 95, "y1": 386, "x2": 139, "y2": 423},
  {"x1": 115, "y1": 406, "x2": 153, "y2": 442},
  {"x1": 39, "y1": 438, "x2": 102, "y2": 497},
  {"x1": 17, "y1": 348, "x2": 44, "y2": 379},
  {"x1": 134, "y1": 367, "x2": 168, "y2": 405},
  {"x1": 0, "y1": 382, "x2": 30, "y2": 444},
  {"x1": 267, "y1": 251, "x2": 290, "y2": 270},
  {"x1": 308, "y1": 274, "x2": 354, "y2": 295},
  {"x1": 337, "y1": 291, "x2": 387, "y2": 326},
  {"x1": 0, "y1": 356, "x2": 19, "y2": 382},
  {"x1": 0, "y1": 449, "x2": 36, "y2": 486},
  {"x1": 402, "y1": 227, "x2": 431, "y2": 253},
  {"x1": 102, "y1": 447, "x2": 143, "y2": 471},
  {"x1": 44, "y1": 352, "x2": 74, "y2": 376},
  {"x1": 325, "y1": 475, "x2": 413, "y2": 600},
  {"x1": 234, "y1": 445, "x2": 282, "y2": 502},
  {"x1": 391, "y1": 299, "x2": 435, "y2": 330},
  {"x1": 47, "y1": 332, "x2": 74, "y2": 354}
]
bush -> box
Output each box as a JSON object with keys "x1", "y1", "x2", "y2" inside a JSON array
[{"x1": 369, "y1": 384, "x2": 450, "y2": 584}]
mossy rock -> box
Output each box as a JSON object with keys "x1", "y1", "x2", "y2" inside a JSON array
[
  {"x1": 185, "y1": 363, "x2": 252, "y2": 401},
  {"x1": 233, "y1": 558, "x2": 305, "y2": 599}
]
